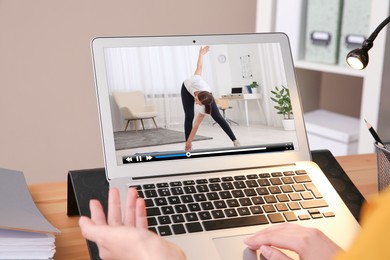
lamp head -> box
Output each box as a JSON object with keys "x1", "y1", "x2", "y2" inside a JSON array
[{"x1": 346, "y1": 48, "x2": 369, "y2": 70}]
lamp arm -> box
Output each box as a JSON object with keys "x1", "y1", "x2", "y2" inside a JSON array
[{"x1": 363, "y1": 16, "x2": 390, "y2": 50}]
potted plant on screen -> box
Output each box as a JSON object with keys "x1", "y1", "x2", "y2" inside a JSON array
[
  {"x1": 250, "y1": 81, "x2": 259, "y2": 93},
  {"x1": 270, "y1": 85, "x2": 295, "y2": 130}
]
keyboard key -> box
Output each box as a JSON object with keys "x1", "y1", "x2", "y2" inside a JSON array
[
  {"x1": 224, "y1": 208, "x2": 238, "y2": 217},
  {"x1": 288, "y1": 193, "x2": 302, "y2": 201},
  {"x1": 157, "y1": 183, "x2": 169, "y2": 188},
  {"x1": 211, "y1": 210, "x2": 225, "y2": 219},
  {"x1": 262, "y1": 205, "x2": 276, "y2": 213},
  {"x1": 221, "y1": 182, "x2": 234, "y2": 190},
  {"x1": 181, "y1": 195, "x2": 194, "y2": 203},
  {"x1": 146, "y1": 207, "x2": 161, "y2": 216},
  {"x1": 203, "y1": 215, "x2": 269, "y2": 231},
  {"x1": 198, "y1": 211, "x2": 212, "y2": 220},
  {"x1": 287, "y1": 201, "x2": 301, "y2": 210},
  {"x1": 295, "y1": 170, "x2": 307, "y2": 175},
  {"x1": 219, "y1": 191, "x2": 232, "y2": 199},
  {"x1": 196, "y1": 185, "x2": 209, "y2": 193},
  {"x1": 245, "y1": 180, "x2": 259, "y2": 187},
  {"x1": 276, "y1": 194, "x2": 289, "y2": 202},
  {"x1": 256, "y1": 188, "x2": 269, "y2": 195},
  {"x1": 193, "y1": 193, "x2": 207, "y2": 202},
  {"x1": 281, "y1": 177, "x2": 294, "y2": 184},
  {"x1": 209, "y1": 178, "x2": 221, "y2": 183},
  {"x1": 275, "y1": 203, "x2": 288, "y2": 212},
  {"x1": 185, "y1": 213, "x2": 198, "y2": 222},
  {"x1": 158, "y1": 226, "x2": 172, "y2": 236},
  {"x1": 323, "y1": 212, "x2": 335, "y2": 218},
  {"x1": 264, "y1": 195, "x2": 277, "y2": 204},
  {"x1": 239, "y1": 198, "x2": 252, "y2": 206},
  {"x1": 234, "y1": 175, "x2": 246, "y2": 180},
  {"x1": 129, "y1": 185, "x2": 142, "y2": 190},
  {"x1": 171, "y1": 187, "x2": 184, "y2": 195},
  {"x1": 298, "y1": 214, "x2": 310, "y2": 220},
  {"x1": 196, "y1": 179, "x2": 208, "y2": 184},
  {"x1": 221, "y1": 176, "x2": 233, "y2": 181},
  {"x1": 172, "y1": 224, "x2": 186, "y2": 235},
  {"x1": 168, "y1": 196, "x2": 181, "y2": 204},
  {"x1": 300, "y1": 199, "x2": 328, "y2": 209},
  {"x1": 143, "y1": 184, "x2": 155, "y2": 189},
  {"x1": 258, "y1": 179, "x2": 271, "y2": 186},
  {"x1": 233, "y1": 181, "x2": 246, "y2": 189},
  {"x1": 301, "y1": 191, "x2": 314, "y2": 200},
  {"x1": 144, "y1": 190, "x2": 158, "y2": 198},
  {"x1": 226, "y1": 199, "x2": 240, "y2": 207},
  {"x1": 155, "y1": 197, "x2": 168, "y2": 206},
  {"x1": 172, "y1": 214, "x2": 185, "y2": 223},
  {"x1": 231, "y1": 190, "x2": 245, "y2": 198},
  {"x1": 280, "y1": 185, "x2": 293, "y2": 193},
  {"x1": 268, "y1": 186, "x2": 282, "y2": 194},
  {"x1": 186, "y1": 222, "x2": 203, "y2": 233},
  {"x1": 209, "y1": 183, "x2": 222, "y2": 191},
  {"x1": 174, "y1": 204, "x2": 188, "y2": 213},
  {"x1": 144, "y1": 199, "x2": 154, "y2": 207},
  {"x1": 305, "y1": 183, "x2": 323, "y2": 198},
  {"x1": 170, "y1": 181, "x2": 182, "y2": 187},
  {"x1": 259, "y1": 173, "x2": 271, "y2": 178},
  {"x1": 246, "y1": 174, "x2": 258, "y2": 179},
  {"x1": 250, "y1": 205, "x2": 263, "y2": 214},
  {"x1": 206, "y1": 192, "x2": 220, "y2": 200},
  {"x1": 147, "y1": 217, "x2": 157, "y2": 226},
  {"x1": 294, "y1": 175, "x2": 311, "y2": 183},
  {"x1": 283, "y1": 171, "x2": 295, "y2": 176},
  {"x1": 214, "y1": 200, "x2": 227, "y2": 209},
  {"x1": 270, "y1": 178, "x2": 283, "y2": 185},
  {"x1": 149, "y1": 227, "x2": 157, "y2": 233},
  {"x1": 243, "y1": 188, "x2": 257, "y2": 197},
  {"x1": 188, "y1": 203, "x2": 201, "y2": 212},
  {"x1": 268, "y1": 213, "x2": 285, "y2": 223},
  {"x1": 284, "y1": 211, "x2": 298, "y2": 221},
  {"x1": 201, "y1": 202, "x2": 214, "y2": 210},
  {"x1": 251, "y1": 196, "x2": 265, "y2": 205},
  {"x1": 237, "y1": 207, "x2": 251, "y2": 216},
  {"x1": 184, "y1": 186, "x2": 197, "y2": 194},
  {"x1": 271, "y1": 172, "x2": 283, "y2": 177},
  {"x1": 157, "y1": 188, "x2": 171, "y2": 196},
  {"x1": 161, "y1": 206, "x2": 174, "y2": 215},
  {"x1": 158, "y1": 216, "x2": 171, "y2": 225},
  {"x1": 183, "y1": 180, "x2": 195, "y2": 185},
  {"x1": 292, "y1": 184, "x2": 305, "y2": 192}
]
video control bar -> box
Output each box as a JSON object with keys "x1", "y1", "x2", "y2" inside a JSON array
[{"x1": 122, "y1": 142, "x2": 294, "y2": 164}]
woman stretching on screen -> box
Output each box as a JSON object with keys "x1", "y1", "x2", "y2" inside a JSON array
[{"x1": 181, "y1": 46, "x2": 239, "y2": 151}]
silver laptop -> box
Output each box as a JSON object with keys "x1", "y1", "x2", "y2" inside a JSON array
[{"x1": 91, "y1": 33, "x2": 359, "y2": 260}]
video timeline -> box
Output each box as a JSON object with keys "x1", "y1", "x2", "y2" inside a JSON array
[{"x1": 122, "y1": 143, "x2": 294, "y2": 164}]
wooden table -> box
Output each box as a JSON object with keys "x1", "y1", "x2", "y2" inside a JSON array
[{"x1": 28, "y1": 153, "x2": 378, "y2": 260}]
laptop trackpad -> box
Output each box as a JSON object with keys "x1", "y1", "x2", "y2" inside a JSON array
[{"x1": 213, "y1": 234, "x2": 261, "y2": 260}]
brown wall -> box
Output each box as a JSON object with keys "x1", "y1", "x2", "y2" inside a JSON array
[{"x1": 0, "y1": 0, "x2": 257, "y2": 183}]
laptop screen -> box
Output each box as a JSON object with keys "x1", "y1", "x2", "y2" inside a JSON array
[{"x1": 92, "y1": 33, "x2": 311, "y2": 180}]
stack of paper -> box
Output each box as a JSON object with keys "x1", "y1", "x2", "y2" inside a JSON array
[{"x1": 0, "y1": 168, "x2": 59, "y2": 259}]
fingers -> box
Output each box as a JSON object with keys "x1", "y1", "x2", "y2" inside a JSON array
[
  {"x1": 90, "y1": 199, "x2": 107, "y2": 225},
  {"x1": 123, "y1": 188, "x2": 138, "y2": 226},
  {"x1": 260, "y1": 245, "x2": 292, "y2": 260},
  {"x1": 136, "y1": 197, "x2": 148, "y2": 228},
  {"x1": 79, "y1": 216, "x2": 102, "y2": 242},
  {"x1": 107, "y1": 188, "x2": 123, "y2": 226}
]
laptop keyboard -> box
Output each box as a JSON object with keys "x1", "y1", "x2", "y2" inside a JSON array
[{"x1": 129, "y1": 169, "x2": 335, "y2": 236}]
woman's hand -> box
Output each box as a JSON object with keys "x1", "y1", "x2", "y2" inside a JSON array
[
  {"x1": 199, "y1": 46, "x2": 210, "y2": 56},
  {"x1": 185, "y1": 141, "x2": 192, "y2": 151},
  {"x1": 244, "y1": 223, "x2": 341, "y2": 260},
  {"x1": 79, "y1": 188, "x2": 186, "y2": 260}
]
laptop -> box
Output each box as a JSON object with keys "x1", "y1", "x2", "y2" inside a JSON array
[{"x1": 91, "y1": 33, "x2": 360, "y2": 260}]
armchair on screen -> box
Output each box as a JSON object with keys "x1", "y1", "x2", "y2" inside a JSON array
[
  {"x1": 112, "y1": 91, "x2": 158, "y2": 131},
  {"x1": 214, "y1": 98, "x2": 238, "y2": 126}
]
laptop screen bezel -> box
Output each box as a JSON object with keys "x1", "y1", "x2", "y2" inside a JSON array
[{"x1": 91, "y1": 33, "x2": 311, "y2": 180}]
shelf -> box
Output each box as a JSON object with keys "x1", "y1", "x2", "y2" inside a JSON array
[{"x1": 294, "y1": 60, "x2": 366, "y2": 78}]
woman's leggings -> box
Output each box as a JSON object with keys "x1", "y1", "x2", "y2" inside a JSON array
[{"x1": 181, "y1": 83, "x2": 237, "y2": 141}]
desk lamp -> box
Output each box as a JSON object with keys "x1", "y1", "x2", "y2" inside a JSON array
[{"x1": 346, "y1": 15, "x2": 390, "y2": 70}]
